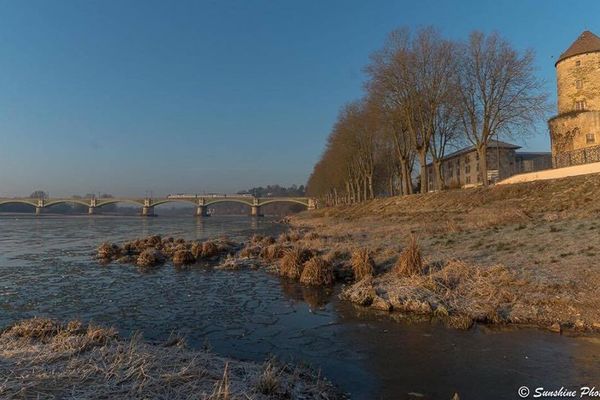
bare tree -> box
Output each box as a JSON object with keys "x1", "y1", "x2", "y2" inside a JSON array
[
  {"x1": 366, "y1": 27, "x2": 457, "y2": 193},
  {"x1": 429, "y1": 95, "x2": 461, "y2": 190},
  {"x1": 456, "y1": 31, "x2": 548, "y2": 186}
]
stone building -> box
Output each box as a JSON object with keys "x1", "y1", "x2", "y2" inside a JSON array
[
  {"x1": 549, "y1": 31, "x2": 600, "y2": 167},
  {"x1": 426, "y1": 141, "x2": 551, "y2": 190}
]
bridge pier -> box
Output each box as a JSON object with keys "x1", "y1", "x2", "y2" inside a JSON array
[
  {"x1": 251, "y1": 205, "x2": 263, "y2": 217},
  {"x1": 142, "y1": 206, "x2": 155, "y2": 217},
  {"x1": 88, "y1": 207, "x2": 96, "y2": 215},
  {"x1": 35, "y1": 207, "x2": 43, "y2": 216},
  {"x1": 196, "y1": 205, "x2": 208, "y2": 217}
]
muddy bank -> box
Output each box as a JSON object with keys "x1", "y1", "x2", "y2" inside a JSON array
[
  {"x1": 287, "y1": 176, "x2": 600, "y2": 334},
  {"x1": 0, "y1": 318, "x2": 341, "y2": 399}
]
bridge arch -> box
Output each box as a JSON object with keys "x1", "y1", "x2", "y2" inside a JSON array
[
  {"x1": 258, "y1": 199, "x2": 310, "y2": 208},
  {"x1": 0, "y1": 200, "x2": 38, "y2": 209},
  {"x1": 204, "y1": 199, "x2": 255, "y2": 207},
  {"x1": 95, "y1": 199, "x2": 145, "y2": 208},
  {"x1": 150, "y1": 199, "x2": 198, "y2": 207},
  {"x1": 44, "y1": 199, "x2": 91, "y2": 208}
]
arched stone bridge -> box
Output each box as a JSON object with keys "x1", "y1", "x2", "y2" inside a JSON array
[{"x1": 0, "y1": 195, "x2": 316, "y2": 216}]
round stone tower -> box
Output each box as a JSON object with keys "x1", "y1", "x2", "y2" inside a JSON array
[{"x1": 549, "y1": 31, "x2": 600, "y2": 167}]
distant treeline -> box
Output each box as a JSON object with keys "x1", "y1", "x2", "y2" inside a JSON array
[{"x1": 237, "y1": 184, "x2": 305, "y2": 198}]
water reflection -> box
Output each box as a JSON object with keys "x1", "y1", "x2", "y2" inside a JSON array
[{"x1": 279, "y1": 278, "x2": 334, "y2": 311}]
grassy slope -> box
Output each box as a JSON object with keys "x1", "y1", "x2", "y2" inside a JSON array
[{"x1": 291, "y1": 174, "x2": 600, "y2": 332}]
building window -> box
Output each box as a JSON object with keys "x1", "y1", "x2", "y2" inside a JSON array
[
  {"x1": 576, "y1": 80, "x2": 583, "y2": 89},
  {"x1": 587, "y1": 133, "x2": 596, "y2": 144},
  {"x1": 575, "y1": 100, "x2": 586, "y2": 111},
  {"x1": 576, "y1": 60, "x2": 581, "y2": 66},
  {"x1": 465, "y1": 155, "x2": 470, "y2": 163},
  {"x1": 466, "y1": 176, "x2": 471, "y2": 184},
  {"x1": 465, "y1": 165, "x2": 471, "y2": 174}
]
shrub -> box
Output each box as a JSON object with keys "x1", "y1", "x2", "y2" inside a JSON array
[
  {"x1": 300, "y1": 256, "x2": 334, "y2": 286},
  {"x1": 350, "y1": 248, "x2": 375, "y2": 281},
  {"x1": 393, "y1": 235, "x2": 424, "y2": 277}
]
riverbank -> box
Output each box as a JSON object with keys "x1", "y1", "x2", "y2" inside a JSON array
[
  {"x1": 289, "y1": 174, "x2": 600, "y2": 334},
  {"x1": 0, "y1": 318, "x2": 340, "y2": 399}
]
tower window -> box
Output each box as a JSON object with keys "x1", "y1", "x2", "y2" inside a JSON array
[
  {"x1": 586, "y1": 133, "x2": 596, "y2": 144},
  {"x1": 575, "y1": 101, "x2": 586, "y2": 111},
  {"x1": 576, "y1": 80, "x2": 583, "y2": 89}
]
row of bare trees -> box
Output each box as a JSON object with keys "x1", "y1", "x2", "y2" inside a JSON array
[{"x1": 306, "y1": 27, "x2": 548, "y2": 205}]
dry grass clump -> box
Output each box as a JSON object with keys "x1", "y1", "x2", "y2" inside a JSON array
[
  {"x1": 279, "y1": 247, "x2": 312, "y2": 279},
  {"x1": 305, "y1": 231, "x2": 320, "y2": 240},
  {"x1": 256, "y1": 359, "x2": 280, "y2": 395},
  {"x1": 350, "y1": 248, "x2": 375, "y2": 281},
  {"x1": 288, "y1": 230, "x2": 302, "y2": 242},
  {"x1": 277, "y1": 232, "x2": 290, "y2": 243},
  {"x1": 2, "y1": 318, "x2": 118, "y2": 352},
  {"x1": 261, "y1": 236, "x2": 276, "y2": 245},
  {"x1": 96, "y1": 235, "x2": 238, "y2": 269},
  {"x1": 0, "y1": 318, "x2": 340, "y2": 399},
  {"x1": 425, "y1": 261, "x2": 519, "y2": 321},
  {"x1": 172, "y1": 249, "x2": 195, "y2": 266},
  {"x1": 190, "y1": 242, "x2": 202, "y2": 258},
  {"x1": 300, "y1": 256, "x2": 334, "y2": 286},
  {"x1": 393, "y1": 236, "x2": 424, "y2": 277},
  {"x1": 97, "y1": 242, "x2": 121, "y2": 261},
  {"x1": 2, "y1": 318, "x2": 61, "y2": 340},
  {"x1": 201, "y1": 241, "x2": 219, "y2": 258},
  {"x1": 240, "y1": 244, "x2": 261, "y2": 258},
  {"x1": 250, "y1": 234, "x2": 264, "y2": 244},
  {"x1": 136, "y1": 248, "x2": 166, "y2": 268},
  {"x1": 343, "y1": 259, "x2": 522, "y2": 329},
  {"x1": 260, "y1": 244, "x2": 285, "y2": 261}
]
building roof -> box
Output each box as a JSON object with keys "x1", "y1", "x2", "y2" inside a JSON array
[
  {"x1": 441, "y1": 140, "x2": 521, "y2": 161},
  {"x1": 556, "y1": 30, "x2": 600, "y2": 65},
  {"x1": 426, "y1": 140, "x2": 521, "y2": 167}
]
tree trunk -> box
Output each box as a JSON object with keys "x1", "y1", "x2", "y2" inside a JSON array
[
  {"x1": 400, "y1": 159, "x2": 413, "y2": 195},
  {"x1": 417, "y1": 150, "x2": 428, "y2": 194},
  {"x1": 433, "y1": 159, "x2": 444, "y2": 191},
  {"x1": 477, "y1": 145, "x2": 489, "y2": 187},
  {"x1": 367, "y1": 174, "x2": 374, "y2": 199}
]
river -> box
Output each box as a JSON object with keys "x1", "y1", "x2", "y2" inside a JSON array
[{"x1": 1, "y1": 214, "x2": 599, "y2": 399}]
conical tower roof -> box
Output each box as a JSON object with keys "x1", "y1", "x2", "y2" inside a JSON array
[{"x1": 557, "y1": 30, "x2": 600, "y2": 65}]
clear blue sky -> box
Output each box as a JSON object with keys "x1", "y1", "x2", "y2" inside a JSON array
[{"x1": 0, "y1": 0, "x2": 597, "y2": 197}]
